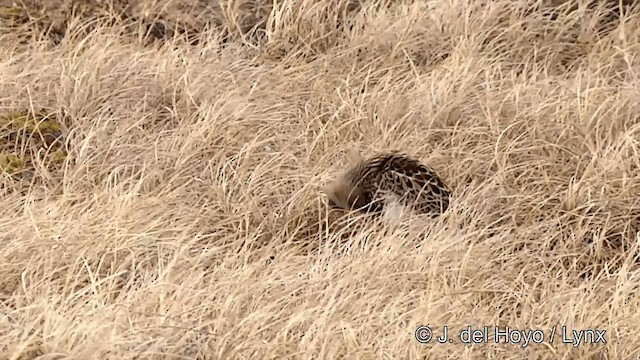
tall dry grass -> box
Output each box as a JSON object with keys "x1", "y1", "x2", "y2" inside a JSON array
[{"x1": 1, "y1": 0, "x2": 640, "y2": 358}]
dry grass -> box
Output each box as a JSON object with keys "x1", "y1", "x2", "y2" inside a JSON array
[{"x1": 1, "y1": 0, "x2": 640, "y2": 358}]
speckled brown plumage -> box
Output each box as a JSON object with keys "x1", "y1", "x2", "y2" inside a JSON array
[{"x1": 325, "y1": 152, "x2": 451, "y2": 217}]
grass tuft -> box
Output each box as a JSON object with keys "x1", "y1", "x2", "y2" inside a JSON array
[{"x1": 0, "y1": 0, "x2": 639, "y2": 359}]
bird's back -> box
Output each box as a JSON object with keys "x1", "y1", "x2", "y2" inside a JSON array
[{"x1": 348, "y1": 153, "x2": 451, "y2": 216}]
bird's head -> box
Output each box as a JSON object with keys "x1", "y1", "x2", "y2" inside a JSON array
[{"x1": 324, "y1": 176, "x2": 366, "y2": 211}]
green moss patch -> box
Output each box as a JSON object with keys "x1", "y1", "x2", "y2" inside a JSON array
[{"x1": 0, "y1": 108, "x2": 69, "y2": 179}]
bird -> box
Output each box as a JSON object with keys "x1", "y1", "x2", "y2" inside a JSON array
[{"x1": 324, "y1": 152, "x2": 451, "y2": 218}]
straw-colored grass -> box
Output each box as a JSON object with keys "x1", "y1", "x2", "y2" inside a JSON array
[{"x1": 1, "y1": 0, "x2": 639, "y2": 358}]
